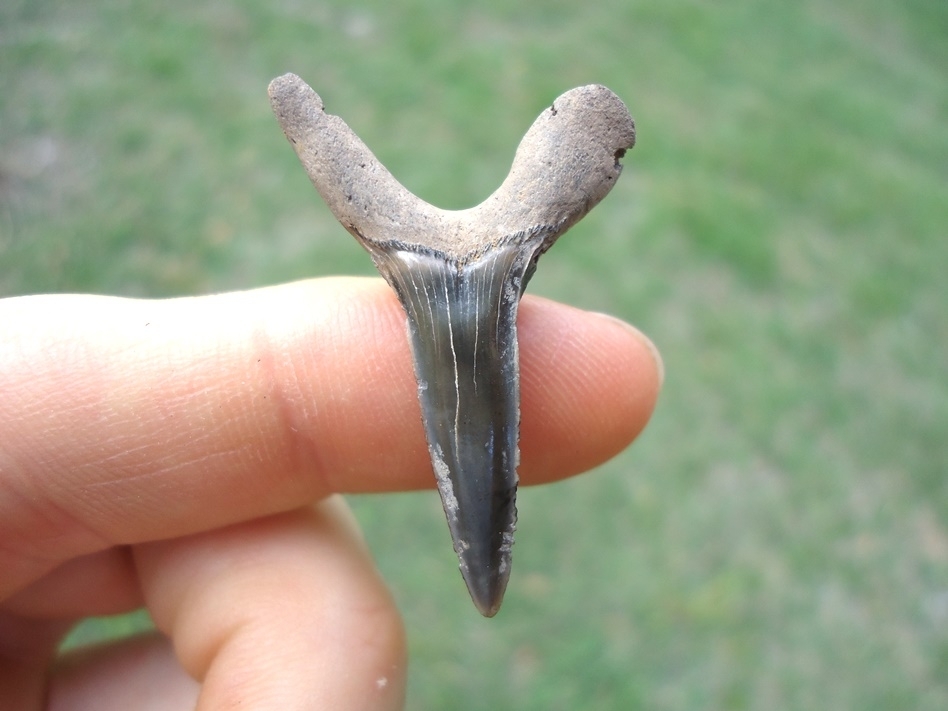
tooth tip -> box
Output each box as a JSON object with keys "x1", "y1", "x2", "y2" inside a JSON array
[
  {"x1": 476, "y1": 599, "x2": 502, "y2": 618},
  {"x1": 463, "y1": 569, "x2": 508, "y2": 617},
  {"x1": 457, "y1": 540, "x2": 512, "y2": 617}
]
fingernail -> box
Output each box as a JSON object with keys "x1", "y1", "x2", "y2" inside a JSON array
[{"x1": 591, "y1": 312, "x2": 665, "y2": 387}]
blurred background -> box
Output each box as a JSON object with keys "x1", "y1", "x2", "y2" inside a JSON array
[{"x1": 2, "y1": 0, "x2": 947, "y2": 708}]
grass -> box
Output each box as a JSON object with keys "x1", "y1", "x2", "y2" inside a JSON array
[{"x1": 3, "y1": 0, "x2": 948, "y2": 708}]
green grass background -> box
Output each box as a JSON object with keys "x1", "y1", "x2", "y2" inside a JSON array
[{"x1": 3, "y1": 0, "x2": 947, "y2": 708}]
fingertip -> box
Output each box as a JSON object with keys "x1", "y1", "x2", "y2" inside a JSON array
[
  {"x1": 517, "y1": 297, "x2": 662, "y2": 485},
  {"x1": 589, "y1": 311, "x2": 665, "y2": 389}
]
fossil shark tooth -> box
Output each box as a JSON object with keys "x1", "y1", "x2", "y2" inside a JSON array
[{"x1": 268, "y1": 73, "x2": 635, "y2": 616}]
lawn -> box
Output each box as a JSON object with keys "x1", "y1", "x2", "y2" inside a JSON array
[{"x1": 2, "y1": 0, "x2": 947, "y2": 708}]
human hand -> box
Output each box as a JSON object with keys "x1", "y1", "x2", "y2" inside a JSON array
[{"x1": 0, "y1": 277, "x2": 662, "y2": 710}]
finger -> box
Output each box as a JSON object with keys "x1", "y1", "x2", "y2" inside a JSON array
[
  {"x1": 1, "y1": 278, "x2": 661, "y2": 592},
  {"x1": 0, "y1": 610, "x2": 73, "y2": 711},
  {"x1": 134, "y1": 497, "x2": 406, "y2": 710},
  {"x1": 49, "y1": 632, "x2": 200, "y2": 711},
  {"x1": 3, "y1": 548, "x2": 140, "y2": 618},
  {"x1": 518, "y1": 298, "x2": 661, "y2": 482}
]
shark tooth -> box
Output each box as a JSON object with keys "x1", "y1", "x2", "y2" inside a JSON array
[{"x1": 269, "y1": 74, "x2": 635, "y2": 616}]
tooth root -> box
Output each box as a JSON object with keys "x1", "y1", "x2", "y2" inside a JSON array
[{"x1": 372, "y1": 244, "x2": 536, "y2": 617}]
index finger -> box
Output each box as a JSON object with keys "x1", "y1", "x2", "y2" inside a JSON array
[{"x1": 0, "y1": 278, "x2": 661, "y2": 592}]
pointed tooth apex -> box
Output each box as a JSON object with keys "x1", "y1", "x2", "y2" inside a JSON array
[{"x1": 371, "y1": 245, "x2": 536, "y2": 616}]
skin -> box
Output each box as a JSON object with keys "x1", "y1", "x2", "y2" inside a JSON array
[{"x1": 0, "y1": 276, "x2": 662, "y2": 710}]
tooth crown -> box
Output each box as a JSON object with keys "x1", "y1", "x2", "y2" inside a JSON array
[{"x1": 268, "y1": 73, "x2": 634, "y2": 616}]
